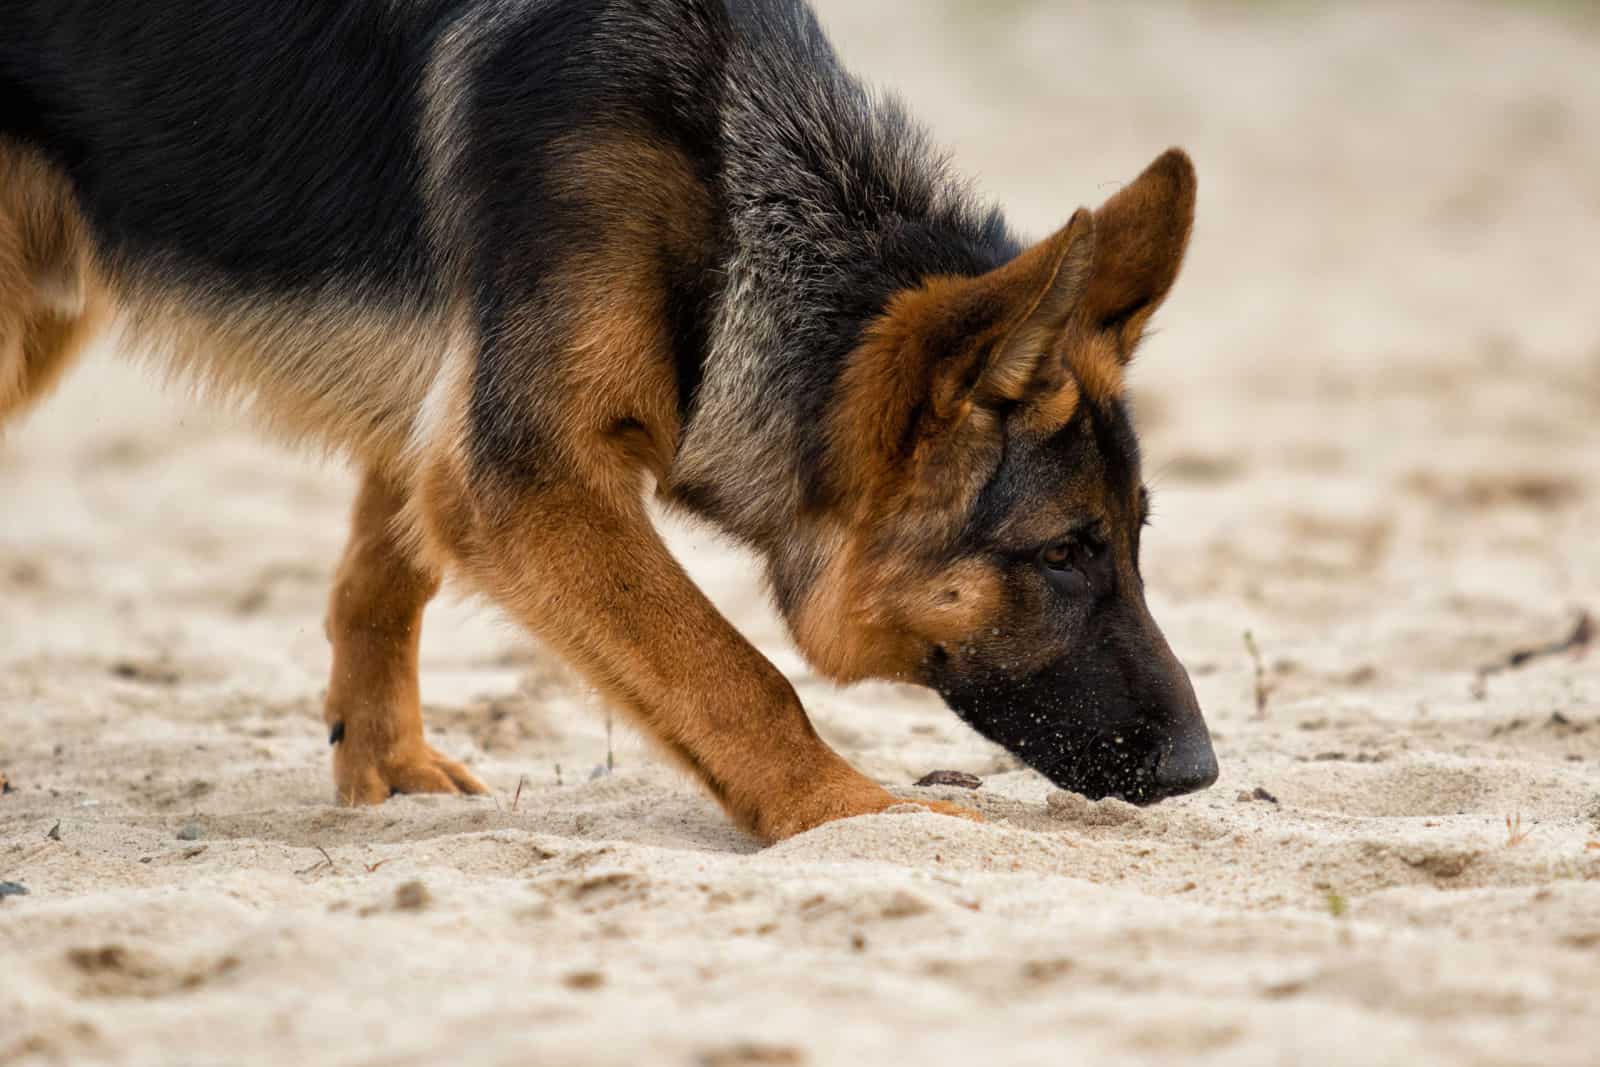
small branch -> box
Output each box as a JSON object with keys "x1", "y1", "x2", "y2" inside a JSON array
[
  {"x1": 1244, "y1": 630, "x2": 1272, "y2": 719},
  {"x1": 295, "y1": 845, "x2": 338, "y2": 877},
  {"x1": 1475, "y1": 611, "x2": 1593, "y2": 698}
]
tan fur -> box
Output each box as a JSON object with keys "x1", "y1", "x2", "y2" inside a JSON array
[
  {"x1": 419, "y1": 449, "x2": 977, "y2": 840},
  {"x1": 103, "y1": 282, "x2": 469, "y2": 475},
  {"x1": 1063, "y1": 332, "x2": 1126, "y2": 406},
  {"x1": 325, "y1": 471, "x2": 487, "y2": 802},
  {"x1": 793, "y1": 540, "x2": 1005, "y2": 683},
  {"x1": 1014, "y1": 357, "x2": 1083, "y2": 438},
  {"x1": 0, "y1": 140, "x2": 105, "y2": 422}
]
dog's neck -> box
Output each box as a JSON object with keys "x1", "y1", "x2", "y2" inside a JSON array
[{"x1": 667, "y1": 26, "x2": 1017, "y2": 572}]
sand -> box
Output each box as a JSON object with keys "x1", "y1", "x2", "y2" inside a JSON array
[{"x1": 3, "y1": 3, "x2": 1599, "y2": 1065}]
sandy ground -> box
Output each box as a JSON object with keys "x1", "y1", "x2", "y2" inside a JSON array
[{"x1": 4, "y1": 3, "x2": 1600, "y2": 1065}]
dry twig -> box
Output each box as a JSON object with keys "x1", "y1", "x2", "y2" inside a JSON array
[
  {"x1": 1244, "y1": 630, "x2": 1272, "y2": 718},
  {"x1": 1474, "y1": 611, "x2": 1593, "y2": 698},
  {"x1": 295, "y1": 845, "x2": 338, "y2": 877}
]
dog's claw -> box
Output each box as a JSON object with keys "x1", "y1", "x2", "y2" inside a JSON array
[
  {"x1": 902, "y1": 798, "x2": 984, "y2": 823},
  {"x1": 333, "y1": 743, "x2": 488, "y2": 806}
]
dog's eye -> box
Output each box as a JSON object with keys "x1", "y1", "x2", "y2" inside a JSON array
[{"x1": 1038, "y1": 543, "x2": 1089, "y2": 596}]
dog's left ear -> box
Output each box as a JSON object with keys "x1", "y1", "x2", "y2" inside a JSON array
[{"x1": 1080, "y1": 148, "x2": 1197, "y2": 361}]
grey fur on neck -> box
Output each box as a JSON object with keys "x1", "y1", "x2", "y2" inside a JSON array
[{"x1": 672, "y1": 0, "x2": 1016, "y2": 554}]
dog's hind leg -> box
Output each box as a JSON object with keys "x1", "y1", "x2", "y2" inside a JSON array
[
  {"x1": 0, "y1": 141, "x2": 100, "y2": 426},
  {"x1": 323, "y1": 470, "x2": 488, "y2": 804}
]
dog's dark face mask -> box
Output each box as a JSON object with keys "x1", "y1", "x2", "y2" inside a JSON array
[
  {"x1": 922, "y1": 391, "x2": 1217, "y2": 804},
  {"x1": 935, "y1": 609, "x2": 1216, "y2": 804}
]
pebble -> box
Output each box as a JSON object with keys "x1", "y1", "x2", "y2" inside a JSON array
[{"x1": 915, "y1": 770, "x2": 983, "y2": 789}]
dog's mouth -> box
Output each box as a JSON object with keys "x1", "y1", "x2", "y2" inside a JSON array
[
  {"x1": 1039, "y1": 723, "x2": 1218, "y2": 805},
  {"x1": 1041, "y1": 730, "x2": 1166, "y2": 805},
  {"x1": 943, "y1": 705, "x2": 1217, "y2": 806},
  {"x1": 932, "y1": 651, "x2": 1219, "y2": 806}
]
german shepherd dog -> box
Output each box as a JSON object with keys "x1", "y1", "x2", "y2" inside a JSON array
[{"x1": 1, "y1": 0, "x2": 1217, "y2": 841}]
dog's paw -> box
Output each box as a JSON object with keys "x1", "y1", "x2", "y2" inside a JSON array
[
  {"x1": 886, "y1": 798, "x2": 985, "y2": 824},
  {"x1": 333, "y1": 742, "x2": 488, "y2": 805},
  {"x1": 755, "y1": 776, "x2": 984, "y2": 841}
]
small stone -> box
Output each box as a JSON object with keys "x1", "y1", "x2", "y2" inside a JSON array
[
  {"x1": 110, "y1": 659, "x2": 181, "y2": 686},
  {"x1": 915, "y1": 770, "x2": 982, "y2": 789},
  {"x1": 176, "y1": 821, "x2": 204, "y2": 841},
  {"x1": 880, "y1": 890, "x2": 930, "y2": 919},
  {"x1": 0, "y1": 881, "x2": 29, "y2": 899},
  {"x1": 394, "y1": 880, "x2": 431, "y2": 912},
  {"x1": 697, "y1": 1043, "x2": 803, "y2": 1067},
  {"x1": 563, "y1": 970, "x2": 606, "y2": 991},
  {"x1": 47, "y1": 822, "x2": 61, "y2": 841}
]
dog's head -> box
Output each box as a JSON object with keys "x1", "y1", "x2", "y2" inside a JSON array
[{"x1": 787, "y1": 149, "x2": 1215, "y2": 803}]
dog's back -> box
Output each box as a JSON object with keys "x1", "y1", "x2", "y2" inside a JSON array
[
  {"x1": 0, "y1": 0, "x2": 734, "y2": 467},
  {"x1": 2, "y1": 2, "x2": 465, "y2": 456},
  {"x1": 0, "y1": 1, "x2": 458, "y2": 295}
]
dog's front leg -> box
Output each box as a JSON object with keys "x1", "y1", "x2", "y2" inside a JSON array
[
  {"x1": 323, "y1": 471, "x2": 488, "y2": 803},
  {"x1": 433, "y1": 470, "x2": 977, "y2": 842}
]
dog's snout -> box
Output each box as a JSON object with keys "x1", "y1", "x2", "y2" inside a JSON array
[{"x1": 1151, "y1": 722, "x2": 1219, "y2": 799}]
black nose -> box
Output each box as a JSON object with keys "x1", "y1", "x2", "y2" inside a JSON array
[{"x1": 1151, "y1": 723, "x2": 1219, "y2": 799}]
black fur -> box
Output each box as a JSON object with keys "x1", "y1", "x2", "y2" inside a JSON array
[
  {"x1": 0, "y1": 1, "x2": 464, "y2": 296},
  {"x1": 463, "y1": 0, "x2": 733, "y2": 474}
]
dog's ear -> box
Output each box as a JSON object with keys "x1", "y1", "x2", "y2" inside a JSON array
[
  {"x1": 913, "y1": 208, "x2": 1095, "y2": 425},
  {"x1": 1081, "y1": 148, "x2": 1196, "y2": 361},
  {"x1": 834, "y1": 213, "x2": 1093, "y2": 494},
  {"x1": 954, "y1": 208, "x2": 1095, "y2": 407}
]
